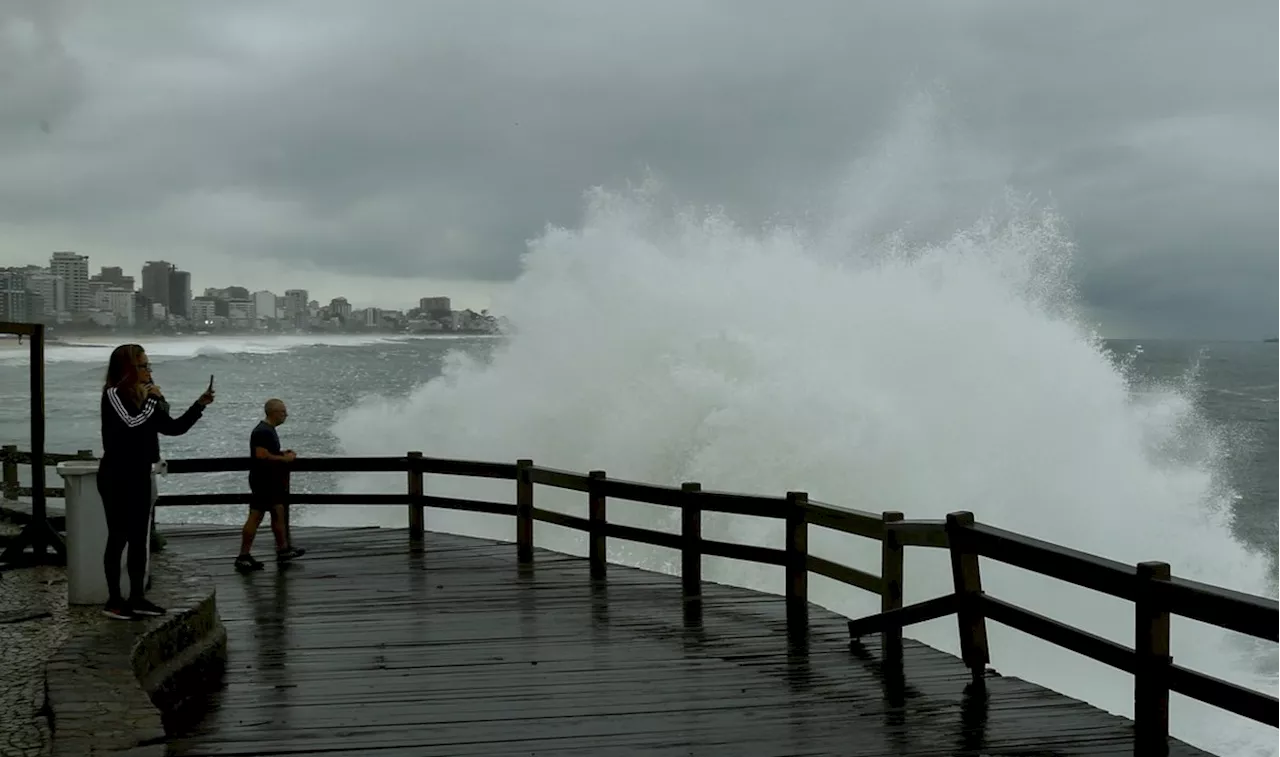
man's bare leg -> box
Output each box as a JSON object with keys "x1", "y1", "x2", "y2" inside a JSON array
[
  {"x1": 239, "y1": 510, "x2": 265, "y2": 556},
  {"x1": 269, "y1": 504, "x2": 288, "y2": 551},
  {"x1": 273, "y1": 503, "x2": 306, "y2": 563},
  {"x1": 235, "y1": 508, "x2": 273, "y2": 572}
]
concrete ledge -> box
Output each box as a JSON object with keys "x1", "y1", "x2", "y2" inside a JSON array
[{"x1": 45, "y1": 550, "x2": 227, "y2": 756}]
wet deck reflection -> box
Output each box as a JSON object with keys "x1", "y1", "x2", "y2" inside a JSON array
[{"x1": 161, "y1": 526, "x2": 1213, "y2": 757}]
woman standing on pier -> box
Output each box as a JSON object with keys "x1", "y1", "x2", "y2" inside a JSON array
[{"x1": 98, "y1": 344, "x2": 214, "y2": 620}]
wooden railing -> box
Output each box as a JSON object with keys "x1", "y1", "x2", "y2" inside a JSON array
[
  {"x1": 1, "y1": 445, "x2": 95, "y2": 501},
  {"x1": 3, "y1": 447, "x2": 1276, "y2": 756}
]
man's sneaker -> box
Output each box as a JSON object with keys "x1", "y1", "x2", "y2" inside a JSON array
[
  {"x1": 130, "y1": 598, "x2": 167, "y2": 617},
  {"x1": 235, "y1": 554, "x2": 265, "y2": 573},
  {"x1": 102, "y1": 601, "x2": 134, "y2": 621},
  {"x1": 276, "y1": 546, "x2": 306, "y2": 563}
]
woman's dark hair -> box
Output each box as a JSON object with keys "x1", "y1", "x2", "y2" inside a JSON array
[{"x1": 104, "y1": 344, "x2": 148, "y2": 404}]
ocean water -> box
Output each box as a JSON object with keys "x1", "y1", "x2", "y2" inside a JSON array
[{"x1": 1, "y1": 107, "x2": 1276, "y2": 756}]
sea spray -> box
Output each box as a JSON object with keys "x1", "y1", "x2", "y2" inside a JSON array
[{"x1": 332, "y1": 111, "x2": 1276, "y2": 756}]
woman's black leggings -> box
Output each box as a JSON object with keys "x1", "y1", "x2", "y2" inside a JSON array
[{"x1": 97, "y1": 465, "x2": 153, "y2": 603}]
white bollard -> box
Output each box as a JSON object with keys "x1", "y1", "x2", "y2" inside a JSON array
[{"x1": 57, "y1": 460, "x2": 154, "y2": 606}]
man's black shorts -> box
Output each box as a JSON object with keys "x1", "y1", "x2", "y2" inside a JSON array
[{"x1": 249, "y1": 486, "x2": 286, "y2": 513}]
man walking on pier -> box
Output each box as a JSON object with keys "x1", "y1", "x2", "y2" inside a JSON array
[{"x1": 235, "y1": 398, "x2": 305, "y2": 572}]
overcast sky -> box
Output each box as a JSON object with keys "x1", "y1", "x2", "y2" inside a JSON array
[{"x1": 0, "y1": 0, "x2": 1274, "y2": 337}]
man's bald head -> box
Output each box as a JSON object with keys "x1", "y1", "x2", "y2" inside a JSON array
[{"x1": 264, "y1": 398, "x2": 288, "y2": 426}]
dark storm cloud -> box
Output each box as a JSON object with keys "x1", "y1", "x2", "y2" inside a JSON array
[{"x1": 0, "y1": 0, "x2": 1273, "y2": 336}]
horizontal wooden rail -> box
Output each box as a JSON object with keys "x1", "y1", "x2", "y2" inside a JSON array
[
  {"x1": 807, "y1": 554, "x2": 881, "y2": 594},
  {"x1": 980, "y1": 595, "x2": 1136, "y2": 672},
  {"x1": 0, "y1": 450, "x2": 89, "y2": 465},
  {"x1": 529, "y1": 466, "x2": 591, "y2": 491},
  {"x1": 421, "y1": 495, "x2": 515, "y2": 517},
  {"x1": 166, "y1": 456, "x2": 409, "y2": 474},
  {"x1": 1155, "y1": 576, "x2": 1278, "y2": 642},
  {"x1": 888, "y1": 519, "x2": 949, "y2": 548},
  {"x1": 5, "y1": 447, "x2": 1277, "y2": 752},
  {"x1": 804, "y1": 500, "x2": 883, "y2": 538},
  {"x1": 531, "y1": 506, "x2": 590, "y2": 531},
  {"x1": 591, "y1": 477, "x2": 681, "y2": 506},
  {"x1": 683, "y1": 488, "x2": 788, "y2": 519},
  {"x1": 155, "y1": 492, "x2": 248, "y2": 507},
  {"x1": 138, "y1": 454, "x2": 521, "y2": 478},
  {"x1": 700, "y1": 538, "x2": 788, "y2": 566},
  {"x1": 417, "y1": 457, "x2": 516, "y2": 480},
  {"x1": 157, "y1": 492, "x2": 411, "y2": 507},
  {"x1": 964, "y1": 522, "x2": 1139, "y2": 600},
  {"x1": 1168, "y1": 664, "x2": 1278, "y2": 726},
  {"x1": 600, "y1": 521, "x2": 684, "y2": 552},
  {"x1": 155, "y1": 491, "x2": 521, "y2": 518}
]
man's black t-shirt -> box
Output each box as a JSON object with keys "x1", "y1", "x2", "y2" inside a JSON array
[{"x1": 248, "y1": 420, "x2": 284, "y2": 492}]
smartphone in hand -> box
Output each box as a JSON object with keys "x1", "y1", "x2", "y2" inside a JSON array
[{"x1": 197, "y1": 374, "x2": 217, "y2": 406}]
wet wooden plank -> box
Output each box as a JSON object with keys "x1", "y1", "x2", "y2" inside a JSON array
[{"x1": 160, "y1": 526, "x2": 1216, "y2": 757}]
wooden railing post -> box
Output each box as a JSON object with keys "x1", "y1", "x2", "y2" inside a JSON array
[
  {"x1": 407, "y1": 452, "x2": 424, "y2": 550},
  {"x1": 1134, "y1": 561, "x2": 1172, "y2": 757},
  {"x1": 945, "y1": 511, "x2": 989, "y2": 684},
  {"x1": 680, "y1": 482, "x2": 702, "y2": 598},
  {"x1": 2, "y1": 445, "x2": 17, "y2": 502},
  {"x1": 516, "y1": 459, "x2": 533, "y2": 564},
  {"x1": 587, "y1": 470, "x2": 606, "y2": 579},
  {"x1": 880, "y1": 510, "x2": 905, "y2": 658},
  {"x1": 785, "y1": 491, "x2": 809, "y2": 630}
]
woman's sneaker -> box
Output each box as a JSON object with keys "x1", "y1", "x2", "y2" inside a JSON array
[
  {"x1": 102, "y1": 601, "x2": 134, "y2": 621},
  {"x1": 130, "y1": 598, "x2": 167, "y2": 617}
]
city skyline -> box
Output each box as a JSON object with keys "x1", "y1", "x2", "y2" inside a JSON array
[
  {"x1": 2, "y1": 252, "x2": 486, "y2": 310},
  {"x1": 0, "y1": 250, "x2": 498, "y2": 334},
  {"x1": 0, "y1": 244, "x2": 501, "y2": 317}
]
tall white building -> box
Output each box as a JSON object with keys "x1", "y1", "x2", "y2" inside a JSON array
[
  {"x1": 49, "y1": 252, "x2": 89, "y2": 313},
  {"x1": 102, "y1": 289, "x2": 136, "y2": 326},
  {"x1": 252, "y1": 290, "x2": 278, "y2": 321},
  {"x1": 24, "y1": 271, "x2": 66, "y2": 316}
]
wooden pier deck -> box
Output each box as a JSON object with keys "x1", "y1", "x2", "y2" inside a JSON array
[{"x1": 161, "y1": 525, "x2": 1214, "y2": 757}]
